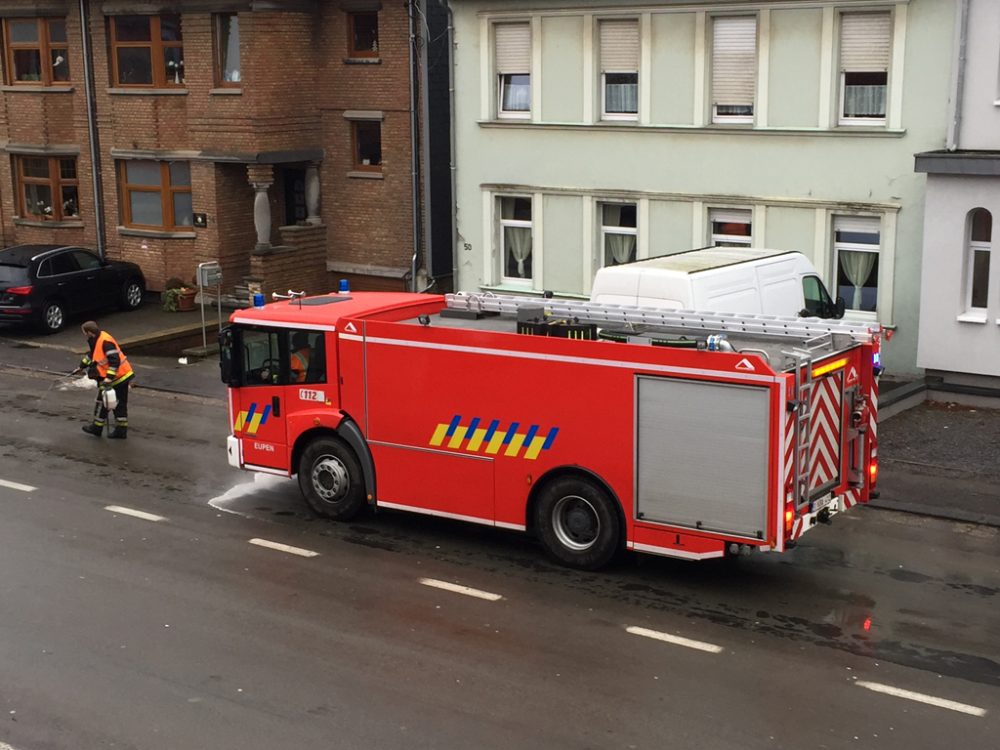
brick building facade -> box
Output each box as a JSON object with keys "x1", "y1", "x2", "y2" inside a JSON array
[{"x1": 0, "y1": 0, "x2": 452, "y2": 297}]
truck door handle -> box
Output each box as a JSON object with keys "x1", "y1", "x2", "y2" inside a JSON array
[{"x1": 272, "y1": 395, "x2": 280, "y2": 417}]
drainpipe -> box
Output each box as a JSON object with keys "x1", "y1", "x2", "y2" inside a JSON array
[
  {"x1": 408, "y1": 0, "x2": 422, "y2": 292},
  {"x1": 946, "y1": 0, "x2": 970, "y2": 151},
  {"x1": 439, "y1": 0, "x2": 457, "y2": 290},
  {"x1": 418, "y1": 0, "x2": 434, "y2": 287},
  {"x1": 79, "y1": 0, "x2": 106, "y2": 259}
]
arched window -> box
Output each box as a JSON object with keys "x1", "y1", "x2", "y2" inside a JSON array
[{"x1": 967, "y1": 208, "x2": 992, "y2": 310}]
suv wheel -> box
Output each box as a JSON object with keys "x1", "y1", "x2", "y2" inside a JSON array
[
  {"x1": 119, "y1": 278, "x2": 145, "y2": 311},
  {"x1": 39, "y1": 300, "x2": 65, "y2": 334}
]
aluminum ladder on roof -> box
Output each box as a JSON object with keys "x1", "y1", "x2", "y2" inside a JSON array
[{"x1": 445, "y1": 292, "x2": 878, "y2": 343}]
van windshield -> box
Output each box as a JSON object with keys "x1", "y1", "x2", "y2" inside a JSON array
[{"x1": 0, "y1": 264, "x2": 29, "y2": 285}]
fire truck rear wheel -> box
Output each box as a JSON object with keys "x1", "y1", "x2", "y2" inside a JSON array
[
  {"x1": 535, "y1": 476, "x2": 620, "y2": 570},
  {"x1": 298, "y1": 437, "x2": 366, "y2": 521}
]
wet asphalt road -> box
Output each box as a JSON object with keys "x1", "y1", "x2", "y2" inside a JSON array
[{"x1": 1, "y1": 368, "x2": 998, "y2": 750}]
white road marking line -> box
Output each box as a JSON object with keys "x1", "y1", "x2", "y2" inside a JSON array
[
  {"x1": 856, "y1": 681, "x2": 987, "y2": 717},
  {"x1": 625, "y1": 625, "x2": 724, "y2": 654},
  {"x1": 104, "y1": 505, "x2": 166, "y2": 523},
  {"x1": 1, "y1": 742, "x2": 26, "y2": 750},
  {"x1": 248, "y1": 538, "x2": 319, "y2": 558},
  {"x1": 0, "y1": 478, "x2": 36, "y2": 492},
  {"x1": 418, "y1": 577, "x2": 503, "y2": 601}
]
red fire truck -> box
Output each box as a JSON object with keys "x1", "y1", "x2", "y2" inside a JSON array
[{"x1": 220, "y1": 291, "x2": 881, "y2": 570}]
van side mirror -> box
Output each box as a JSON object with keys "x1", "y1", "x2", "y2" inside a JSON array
[{"x1": 833, "y1": 297, "x2": 846, "y2": 319}]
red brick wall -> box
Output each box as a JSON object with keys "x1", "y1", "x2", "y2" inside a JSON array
[
  {"x1": 0, "y1": 1, "x2": 425, "y2": 294},
  {"x1": 250, "y1": 224, "x2": 328, "y2": 298}
]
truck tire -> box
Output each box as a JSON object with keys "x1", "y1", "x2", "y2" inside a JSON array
[
  {"x1": 298, "y1": 437, "x2": 366, "y2": 521},
  {"x1": 535, "y1": 476, "x2": 620, "y2": 570}
]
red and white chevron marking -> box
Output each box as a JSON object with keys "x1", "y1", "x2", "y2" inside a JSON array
[
  {"x1": 809, "y1": 375, "x2": 843, "y2": 490},
  {"x1": 784, "y1": 410, "x2": 796, "y2": 503}
]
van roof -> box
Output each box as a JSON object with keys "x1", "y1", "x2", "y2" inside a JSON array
[{"x1": 626, "y1": 247, "x2": 796, "y2": 274}]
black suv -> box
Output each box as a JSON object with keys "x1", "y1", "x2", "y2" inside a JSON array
[{"x1": 0, "y1": 245, "x2": 145, "y2": 333}]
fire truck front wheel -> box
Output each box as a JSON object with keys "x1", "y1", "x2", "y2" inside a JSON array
[
  {"x1": 535, "y1": 477, "x2": 620, "y2": 570},
  {"x1": 298, "y1": 437, "x2": 366, "y2": 520}
]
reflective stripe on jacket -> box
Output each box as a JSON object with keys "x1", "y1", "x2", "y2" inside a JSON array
[{"x1": 91, "y1": 331, "x2": 133, "y2": 384}]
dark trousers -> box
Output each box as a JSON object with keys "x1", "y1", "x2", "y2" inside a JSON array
[{"x1": 92, "y1": 381, "x2": 130, "y2": 428}]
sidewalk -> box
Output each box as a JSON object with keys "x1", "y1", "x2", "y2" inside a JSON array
[
  {"x1": 0, "y1": 296, "x2": 227, "y2": 400},
  {"x1": 3, "y1": 303, "x2": 998, "y2": 527}
]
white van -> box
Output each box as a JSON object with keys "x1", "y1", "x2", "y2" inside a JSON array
[{"x1": 589, "y1": 247, "x2": 845, "y2": 319}]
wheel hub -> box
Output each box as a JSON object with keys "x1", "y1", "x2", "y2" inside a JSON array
[
  {"x1": 46, "y1": 306, "x2": 63, "y2": 329},
  {"x1": 311, "y1": 455, "x2": 349, "y2": 503},
  {"x1": 552, "y1": 494, "x2": 599, "y2": 551}
]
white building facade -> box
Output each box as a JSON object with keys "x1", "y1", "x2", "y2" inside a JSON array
[
  {"x1": 915, "y1": 0, "x2": 1000, "y2": 387},
  {"x1": 449, "y1": 0, "x2": 958, "y2": 375}
]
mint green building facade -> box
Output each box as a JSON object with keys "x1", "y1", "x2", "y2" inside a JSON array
[{"x1": 449, "y1": 0, "x2": 957, "y2": 374}]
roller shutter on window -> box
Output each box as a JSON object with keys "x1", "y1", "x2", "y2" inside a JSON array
[
  {"x1": 495, "y1": 23, "x2": 530, "y2": 74},
  {"x1": 840, "y1": 13, "x2": 891, "y2": 72},
  {"x1": 600, "y1": 19, "x2": 638, "y2": 72},
  {"x1": 712, "y1": 16, "x2": 757, "y2": 106}
]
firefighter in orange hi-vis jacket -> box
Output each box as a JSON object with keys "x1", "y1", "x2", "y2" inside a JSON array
[
  {"x1": 79, "y1": 321, "x2": 135, "y2": 439},
  {"x1": 290, "y1": 331, "x2": 311, "y2": 384}
]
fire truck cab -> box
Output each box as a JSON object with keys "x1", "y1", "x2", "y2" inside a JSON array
[{"x1": 221, "y1": 290, "x2": 880, "y2": 570}]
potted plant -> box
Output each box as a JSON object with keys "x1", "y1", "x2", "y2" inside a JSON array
[{"x1": 162, "y1": 277, "x2": 198, "y2": 312}]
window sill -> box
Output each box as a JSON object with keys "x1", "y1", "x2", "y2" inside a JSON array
[
  {"x1": 348, "y1": 170, "x2": 384, "y2": 180},
  {"x1": 1, "y1": 85, "x2": 74, "y2": 94},
  {"x1": 209, "y1": 87, "x2": 243, "y2": 96},
  {"x1": 343, "y1": 57, "x2": 382, "y2": 65},
  {"x1": 956, "y1": 312, "x2": 988, "y2": 325},
  {"x1": 117, "y1": 226, "x2": 197, "y2": 239},
  {"x1": 107, "y1": 88, "x2": 189, "y2": 96},
  {"x1": 478, "y1": 120, "x2": 907, "y2": 137},
  {"x1": 13, "y1": 217, "x2": 84, "y2": 228}
]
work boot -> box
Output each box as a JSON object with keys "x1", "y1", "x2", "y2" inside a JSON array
[
  {"x1": 108, "y1": 427, "x2": 128, "y2": 440},
  {"x1": 82, "y1": 423, "x2": 103, "y2": 437}
]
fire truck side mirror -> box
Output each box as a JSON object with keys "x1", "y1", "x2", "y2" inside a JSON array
[{"x1": 219, "y1": 327, "x2": 240, "y2": 386}]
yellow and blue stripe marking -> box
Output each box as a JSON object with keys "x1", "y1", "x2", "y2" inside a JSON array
[
  {"x1": 234, "y1": 402, "x2": 271, "y2": 436},
  {"x1": 430, "y1": 415, "x2": 558, "y2": 460}
]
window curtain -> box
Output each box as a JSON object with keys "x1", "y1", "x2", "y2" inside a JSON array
[
  {"x1": 605, "y1": 78, "x2": 638, "y2": 113},
  {"x1": 502, "y1": 200, "x2": 531, "y2": 278},
  {"x1": 844, "y1": 85, "x2": 885, "y2": 117},
  {"x1": 603, "y1": 205, "x2": 635, "y2": 265},
  {"x1": 501, "y1": 77, "x2": 531, "y2": 111},
  {"x1": 839, "y1": 250, "x2": 876, "y2": 309},
  {"x1": 606, "y1": 232, "x2": 636, "y2": 264},
  {"x1": 505, "y1": 227, "x2": 532, "y2": 276}
]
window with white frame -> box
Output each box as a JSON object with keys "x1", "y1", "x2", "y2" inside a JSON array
[
  {"x1": 712, "y1": 16, "x2": 756, "y2": 123},
  {"x1": 601, "y1": 203, "x2": 637, "y2": 266},
  {"x1": 834, "y1": 216, "x2": 880, "y2": 314},
  {"x1": 599, "y1": 19, "x2": 638, "y2": 120},
  {"x1": 839, "y1": 12, "x2": 891, "y2": 124},
  {"x1": 500, "y1": 196, "x2": 533, "y2": 281},
  {"x1": 495, "y1": 23, "x2": 530, "y2": 118},
  {"x1": 966, "y1": 208, "x2": 992, "y2": 311},
  {"x1": 710, "y1": 208, "x2": 752, "y2": 246}
]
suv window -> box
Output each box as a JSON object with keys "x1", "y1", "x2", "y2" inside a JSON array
[
  {"x1": 43, "y1": 252, "x2": 79, "y2": 277},
  {"x1": 71, "y1": 249, "x2": 102, "y2": 270},
  {"x1": 0, "y1": 264, "x2": 29, "y2": 284}
]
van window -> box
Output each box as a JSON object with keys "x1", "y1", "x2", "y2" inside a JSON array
[{"x1": 802, "y1": 275, "x2": 830, "y2": 317}]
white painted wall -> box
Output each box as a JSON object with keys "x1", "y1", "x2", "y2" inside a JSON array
[
  {"x1": 957, "y1": 0, "x2": 1000, "y2": 149},
  {"x1": 450, "y1": 0, "x2": 957, "y2": 375}
]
